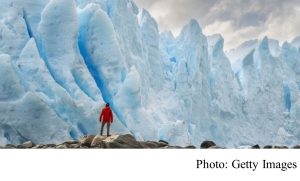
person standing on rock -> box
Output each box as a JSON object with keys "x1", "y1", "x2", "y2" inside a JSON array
[{"x1": 99, "y1": 103, "x2": 113, "y2": 136}]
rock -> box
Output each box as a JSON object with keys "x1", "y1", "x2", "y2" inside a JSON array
[
  {"x1": 8, "y1": 134, "x2": 295, "y2": 149},
  {"x1": 251, "y1": 144, "x2": 260, "y2": 149},
  {"x1": 263, "y1": 145, "x2": 289, "y2": 149},
  {"x1": 99, "y1": 134, "x2": 143, "y2": 148},
  {"x1": 69, "y1": 144, "x2": 80, "y2": 148},
  {"x1": 63, "y1": 140, "x2": 79, "y2": 147},
  {"x1": 138, "y1": 141, "x2": 148, "y2": 148},
  {"x1": 125, "y1": 134, "x2": 135, "y2": 140},
  {"x1": 208, "y1": 146, "x2": 225, "y2": 149},
  {"x1": 56, "y1": 144, "x2": 68, "y2": 149},
  {"x1": 90, "y1": 135, "x2": 107, "y2": 148},
  {"x1": 238, "y1": 146, "x2": 252, "y2": 149},
  {"x1": 43, "y1": 144, "x2": 57, "y2": 149},
  {"x1": 32, "y1": 144, "x2": 45, "y2": 149},
  {"x1": 263, "y1": 145, "x2": 273, "y2": 149},
  {"x1": 139, "y1": 141, "x2": 159, "y2": 148},
  {"x1": 1, "y1": 147, "x2": 16, "y2": 149},
  {"x1": 169, "y1": 146, "x2": 183, "y2": 149},
  {"x1": 158, "y1": 140, "x2": 169, "y2": 145},
  {"x1": 292, "y1": 145, "x2": 300, "y2": 149},
  {"x1": 273, "y1": 146, "x2": 289, "y2": 149},
  {"x1": 164, "y1": 146, "x2": 181, "y2": 149},
  {"x1": 22, "y1": 141, "x2": 34, "y2": 148},
  {"x1": 17, "y1": 145, "x2": 26, "y2": 148},
  {"x1": 200, "y1": 141, "x2": 216, "y2": 149},
  {"x1": 4, "y1": 144, "x2": 16, "y2": 148},
  {"x1": 79, "y1": 135, "x2": 96, "y2": 148},
  {"x1": 46, "y1": 144, "x2": 56, "y2": 147},
  {"x1": 158, "y1": 141, "x2": 169, "y2": 148}
]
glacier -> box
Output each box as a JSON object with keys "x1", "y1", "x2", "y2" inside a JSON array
[{"x1": 0, "y1": 0, "x2": 300, "y2": 148}]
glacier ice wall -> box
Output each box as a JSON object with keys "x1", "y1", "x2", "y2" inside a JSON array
[{"x1": 0, "y1": 0, "x2": 300, "y2": 147}]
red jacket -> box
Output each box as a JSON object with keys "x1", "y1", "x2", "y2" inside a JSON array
[{"x1": 99, "y1": 106, "x2": 113, "y2": 123}]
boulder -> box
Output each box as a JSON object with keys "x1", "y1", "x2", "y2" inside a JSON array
[
  {"x1": 63, "y1": 140, "x2": 79, "y2": 147},
  {"x1": 22, "y1": 141, "x2": 34, "y2": 148},
  {"x1": 17, "y1": 145, "x2": 26, "y2": 149},
  {"x1": 139, "y1": 141, "x2": 159, "y2": 148},
  {"x1": 32, "y1": 144, "x2": 45, "y2": 149},
  {"x1": 164, "y1": 146, "x2": 179, "y2": 149},
  {"x1": 263, "y1": 145, "x2": 273, "y2": 149},
  {"x1": 263, "y1": 145, "x2": 289, "y2": 149},
  {"x1": 208, "y1": 146, "x2": 225, "y2": 149},
  {"x1": 185, "y1": 145, "x2": 196, "y2": 149},
  {"x1": 158, "y1": 141, "x2": 169, "y2": 148},
  {"x1": 273, "y1": 146, "x2": 289, "y2": 149},
  {"x1": 238, "y1": 146, "x2": 252, "y2": 149},
  {"x1": 56, "y1": 144, "x2": 68, "y2": 149},
  {"x1": 43, "y1": 144, "x2": 57, "y2": 149},
  {"x1": 292, "y1": 145, "x2": 300, "y2": 149},
  {"x1": 251, "y1": 144, "x2": 260, "y2": 149},
  {"x1": 79, "y1": 135, "x2": 96, "y2": 148},
  {"x1": 4, "y1": 144, "x2": 16, "y2": 148},
  {"x1": 200, "y1": 141, "x2": 216, "y2": 149},
  {"x1": 91, "y1": 135, "x2": 107, "y2": 148},
  {"x1": 69, "y1": 144, "x2": 80, "y2": 148},
  {"x1": 165, "y1": 146, "x2": 183, "y2": 149},
  {"x1": 158, "y1": 140, "x2": 169, "y2": 145},
  {"x1": 99, "y1": 134, "x2": 143, "y2": 148}
]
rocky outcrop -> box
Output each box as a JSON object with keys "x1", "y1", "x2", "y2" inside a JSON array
[
  {"x1": 90, "y1": 135, "x2": 107, "y2": 147},
  {"x1": 0, "y1": 136, "x2": 299, "y2": 149},
  {"x1": 79, "y1": 135, "x2": 96, "y2": 147},
  {"x1": 0, "y1": 134, "x2": 176, "y2": 149},
  {"x1": 99, "y1": 134, "x2": 143, "y2": 148}
]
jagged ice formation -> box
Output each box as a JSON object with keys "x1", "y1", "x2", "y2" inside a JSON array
[{"x1": 0, "y1": 0, "x2": 300, "y2": 148}]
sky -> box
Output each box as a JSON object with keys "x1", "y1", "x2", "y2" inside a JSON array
[{"x1": 134, "y1": 0, "x2": 300, "y2": 51}]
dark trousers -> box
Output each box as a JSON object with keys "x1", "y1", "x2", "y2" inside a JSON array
[{"x1": 100, "y1": 121, "x2": 111, "y2": 136}]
